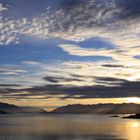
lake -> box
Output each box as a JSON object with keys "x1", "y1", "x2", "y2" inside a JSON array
[{"x1": 0, "y1": 114, "x2": 139, "y2": 140}]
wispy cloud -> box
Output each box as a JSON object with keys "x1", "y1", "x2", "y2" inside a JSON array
[
  {"x1": 1, "y1": 60, "x2": 140, "y2": 100},
  {"x1": 58, "y1": 44, "x2": 114, "y2": 57},
  {"x1": 58, "y1": 43, "x2": 140, "y2": 65},
  {"x1": 0, "y1": 67, "x2": 27, "y2": 75},
  {"x1": 0, "y1": 3, "x2": 8, "y2": 12}
]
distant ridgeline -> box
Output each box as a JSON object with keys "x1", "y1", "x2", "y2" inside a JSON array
[
  {"x1": 51, "y1": 103, "x2": 140, "y2": 114},
  {"x1": 0, "y1": 102, "x2": 46, "y2": 114},
  {"x1": 1, "y1": 102, "x2": 140, "y2": 114},
  {"x1": 0, "y1": 110, "x2": 7, "y2": 114}
]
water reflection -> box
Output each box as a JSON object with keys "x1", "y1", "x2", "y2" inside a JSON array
[
  {"x1": 123, "y1": 120, "x2": 140, "y2": 140},
  {"x1": 0, "y1": 114, "x2": 139, "y2": 140},
  {"x1": 131, "y1": 122, "x2": 140, "y2": 128}
]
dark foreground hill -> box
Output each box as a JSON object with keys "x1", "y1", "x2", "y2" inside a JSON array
[
  {"x1": 123, "y1": 114, "x2": 140, "y2": 119},
  {"x1": 51, "y1": 103, "x2": 140, "y2": 114},
  {"x1": 0, "y1": 110, "x2": 7, "y2": 114},
  {"x1": 0, "y1": 102, "x2": 47, "y2": 114}
]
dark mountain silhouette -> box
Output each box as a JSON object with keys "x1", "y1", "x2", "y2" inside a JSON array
[
  {"x1": 51, "y1": 103, "x2": 140, "y2": 114},
  {"x1": 0, "y1": 110, "x2": 7, "y2": 114},
  {"x1": 0, "y1": 102, "x2": 20, "y2": 113},
  {"x1": 0, "y1": 102, "x2": 47, "y2": 114},
  {"x1": 1, "y1": 102, "x2": 140, "y2": 115}
]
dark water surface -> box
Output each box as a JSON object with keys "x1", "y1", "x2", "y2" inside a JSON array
[{"x1": 0, "y1": 114, "x2": 139, "y2": 140}]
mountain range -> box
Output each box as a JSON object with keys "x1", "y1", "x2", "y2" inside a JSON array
[
  {"x1": 51, "y1": 103, "x2": 140, "y2": 114},
  {"x1": 0, "y1": 102, "x2": 46, "y2": 114},
  {"x1": 0, "y1": 102, "x2": 140, "y2": 114}
]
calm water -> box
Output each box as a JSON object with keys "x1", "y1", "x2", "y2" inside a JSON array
[{"x1": 0, "y1": 114, "x2": 139, "y2": 140}]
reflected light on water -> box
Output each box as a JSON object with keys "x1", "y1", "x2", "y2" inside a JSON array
[
  {"x1": 132, "y1": 122, "x2": 140, "y2": 128},
  {"x1": 0, "y1": 115, "x2": 140, "y2": 140},
  {"x1": 124, "y1": 120, "x2": 140, "y2": 140}
]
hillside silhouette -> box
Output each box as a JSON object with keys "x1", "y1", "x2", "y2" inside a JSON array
[{"x1": 51, "y1": 103, "x2": 140, "y2": 114}]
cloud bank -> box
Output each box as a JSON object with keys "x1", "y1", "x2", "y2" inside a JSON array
[{"x1": 0, "y1": 60, "x2": 140, "y2": 100}]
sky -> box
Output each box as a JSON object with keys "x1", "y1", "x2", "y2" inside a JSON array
[{"x1": 0, "y1": 0, "x2": 140, "y2": 110}]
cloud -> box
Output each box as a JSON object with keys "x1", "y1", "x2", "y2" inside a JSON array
[
  {"x1": 58, "y1": 44, "x2": 113, "y2": 57},
  {"x1": 0, "y1": 3, "x2": 8, "y2": 13},
  {"x1": 22, "y1": 61, "x2": 41, "y2": 65},
  {"x1": 0, "y1": 0, "x2": 139, "y2": 49},
  {"x1": 0, "y1": 1, "x2": 140, "y2": 100},
  {"x1": 0, "y1": 0, "x2": 139, "y2": 75},
  {"x1": 101, "y1": 64, "x2": 125, "y2": 68},
  {"x1": 0, "y1": 67, "x2": 27, "y2": 75},
  {"x1": 0, "y1": 60, "x2": 140, "y2": 99},
  {"x1": 58, "y1": 43, "x2": 140, "y2": 65},
  {"x1": 0, "y1": 16, "x2": 29, "y2": 45},
  {"x1": 24, "y1": 0, "x2": 122, "y2": 42},
  {"x1": 44, "y1": 76, "x2": 83, "y2": 83},
  {"x1": 1, "y1": 78, "x2": 140, "y2": 100},
  {"x1": 23, "y1": 0, "x2": 140, "y2": 50}
]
